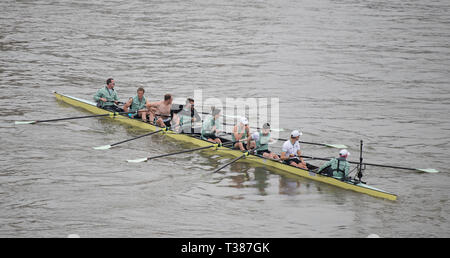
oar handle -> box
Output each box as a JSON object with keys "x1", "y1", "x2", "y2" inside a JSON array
[{"x1": 104, "y1": 101, "x2": 125, "y2": 105}]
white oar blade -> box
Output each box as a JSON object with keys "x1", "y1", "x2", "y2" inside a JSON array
[
  {"x1": 15, "y1": 121, "x2": 36, "y2": 125},
  {"x1": 93, "y1": 145, "x2": 112, "y2": 150},
  {"x1": 127, "y1": 158, "x2": 148, "y2": 163},
  {"x1": 325, "y1": 144, "x2": 348, "y2": 149},
  {"x1": 417, "y1": 168, "x2": 439, "y2": 173}
]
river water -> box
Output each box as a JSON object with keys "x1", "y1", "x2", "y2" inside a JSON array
[{"x1": 1, "y1": 0, "x2": 449, "y2": 237}]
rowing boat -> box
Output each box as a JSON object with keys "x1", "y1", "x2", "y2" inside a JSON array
[{"x1": 54, "y1": 92, "x2": 397, "y2": 201}]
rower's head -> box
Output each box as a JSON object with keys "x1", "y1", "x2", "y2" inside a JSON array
[
  {"x1": 212, "y1": 107, "x2": 221, "y2": 119},
  {"x1": 290, "y1": 130, "x2": 302, "y2": 142},
  {"x1": 240, "y1": 117, "x2": 249, "y2": 127},
  {"x1": 106, "y1": 78, "x2": 115, "y2": 89},
  {"x1": 185, "y1": 98, "x2": 194, "y2": 109},
  {"x1": 164, "y1": 94, "x2": 173, "y2": 104},
  {"x1": 262, "y1": 123, "x2": 271, "y2": 135},
  {"x1": 339, "y1": 149, "x2": 350, "y2": 159},
  {"x1": 137, "y1": 87, "x2": 145, "y2": 99}
]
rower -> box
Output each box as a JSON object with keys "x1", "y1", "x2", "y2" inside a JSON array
[
  {"x1": 93, "y1": 78, "x2": 123, "y2": 112},
  {"x1": 123, "y1": 87, "x2": 150, "y2": 122},
  {"x1": 148, "y1": 94, "x2": 173, "y2": 127},
  {"x1": 201, "y1": 107, "x2": 222, "y2": 144},
  {"x1": 248, "y1": 123, "x2": 280, "y2": 160},
  {"x1": 317, "y1": 149, "x2": 351, "y2": 180},
  {"x1": 232, "y1": 117, "x2": 251, "y2": 151},
  {"x1": 280, "y1": 130, "x2": 307, "y2": 169},
  {"x1": 174, "y1": 98, "x2": 201, "y2": 134}
]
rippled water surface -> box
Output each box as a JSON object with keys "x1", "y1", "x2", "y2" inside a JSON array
[{"x1": 1, "y1": 0, "x2": 449, "y2": 237}]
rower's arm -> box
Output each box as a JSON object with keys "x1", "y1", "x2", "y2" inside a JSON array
[
  {"x1": 233, "y1": 126, "x2": 240, "y2": 140},
  {"x1": 318, "y1": 160, "x2": 333, "y2": 172},
  {"x1": 123, "y1": 98, "x2": 133, "y2": 112},
  {"x1": 238, "y1": 127, "x2": 246, "y2": 138},
  {"x1": 193, "y1": 109, "x2": 201, "y2": 122},
  {"x1": 93, "y1": 89, "x2": 103, "y2": 102},
  {"x1": 147, "y1": 101, "x2": 160, "y2": 108},
  {"x1": 297, "y1": 149, "x2": 306, "y2": 164},
  {"x1": 281, "y1": 143, "x2": 289, "y2": 160},
  {"x1": 172, "y1": 113, "x2": 180, "y2": 127}
]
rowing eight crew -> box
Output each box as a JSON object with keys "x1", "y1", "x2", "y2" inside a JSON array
[{"x1": 93, "y1": 78, "x2": 350, "y2": 176}]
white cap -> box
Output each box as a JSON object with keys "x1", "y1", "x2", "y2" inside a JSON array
[
  {"x1": 240, "y1": 117, "x2": 249, "y2": 125},
  {"x1": 339, "y1": 149, "x2": 350, "y2": 157},
  {"x1": 291, "y1": 130, "x2": 302, "y2": 138},
  {"x1": 252, "y1": 132, "x2": 260, "y2": 141}
]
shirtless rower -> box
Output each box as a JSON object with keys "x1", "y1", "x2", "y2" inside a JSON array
[{"x1": 148, "y1": 94, "x2": 173, "y2": 128}]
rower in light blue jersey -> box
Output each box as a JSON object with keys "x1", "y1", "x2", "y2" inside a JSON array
[
  {"x1": 123, "y1": 87, "x2": 151, "y2": 122},
  {"x1": 201, "y1": 107, "x2": 222, "y2": 144},
  {"x1": 232, "y1": 117, "x2": 251, "y2": 151},
  {"x1": 173, "y1": 98, "x2": 201, "y2": 134},
  {"x1": 248, "y1": 123, "x2": 280, "y2": 160},
  {"x1": 318, "y1": 149, "x2": 351, "y2": 180},
  {"x1": 93, "y1": 78, "x2": 122, "y2": 112}
]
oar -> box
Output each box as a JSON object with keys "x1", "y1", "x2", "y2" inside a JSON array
[
  {"x1": 300, "y1": 155, "x2": 439, "y2": 173},
  {"x1": 213, "y1": 151, "x2": 250, "y2": 173},
  {"x1": 127, "y1": 144, "x2": 221, "y2": 163},
  {"x1": 198, "y1": 111, "x2": 240, "y2": 119},
  {"x1": 206, "y1": 130, "x2": 346, "y2": 148},
  {"x1": 126, "y1": 141, "x2": 237, "y2": 163},
  {"x1": 102, "y1": 100, "x2": 125, "y2": 105},
  {"x1": 197, "y1": 111, "x2": 286, "y2": 132},
  {"x1": 93, "y1": 128, "x2": 166, "y2": 150},
  {"x1": 301, "y1": 141, "x2": 347, "y2": 149},
  {"x1": 276, "y1": 138, "x2": 347, "y2": 149},
  {"x1": 15, "y1": 111, "x2": 134, "y2": 125},
  {"x1": 221, "y1": 122, "x2": 286, "y2": 132}
]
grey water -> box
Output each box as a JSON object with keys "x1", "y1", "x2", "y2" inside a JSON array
[{"x1": 0, "y1": 0, "x2": 449, "y2": 237}]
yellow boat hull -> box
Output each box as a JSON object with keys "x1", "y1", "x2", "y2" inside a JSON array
[{"x1": 54, "y1": 92, "x2": 397, "y2": 201}]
